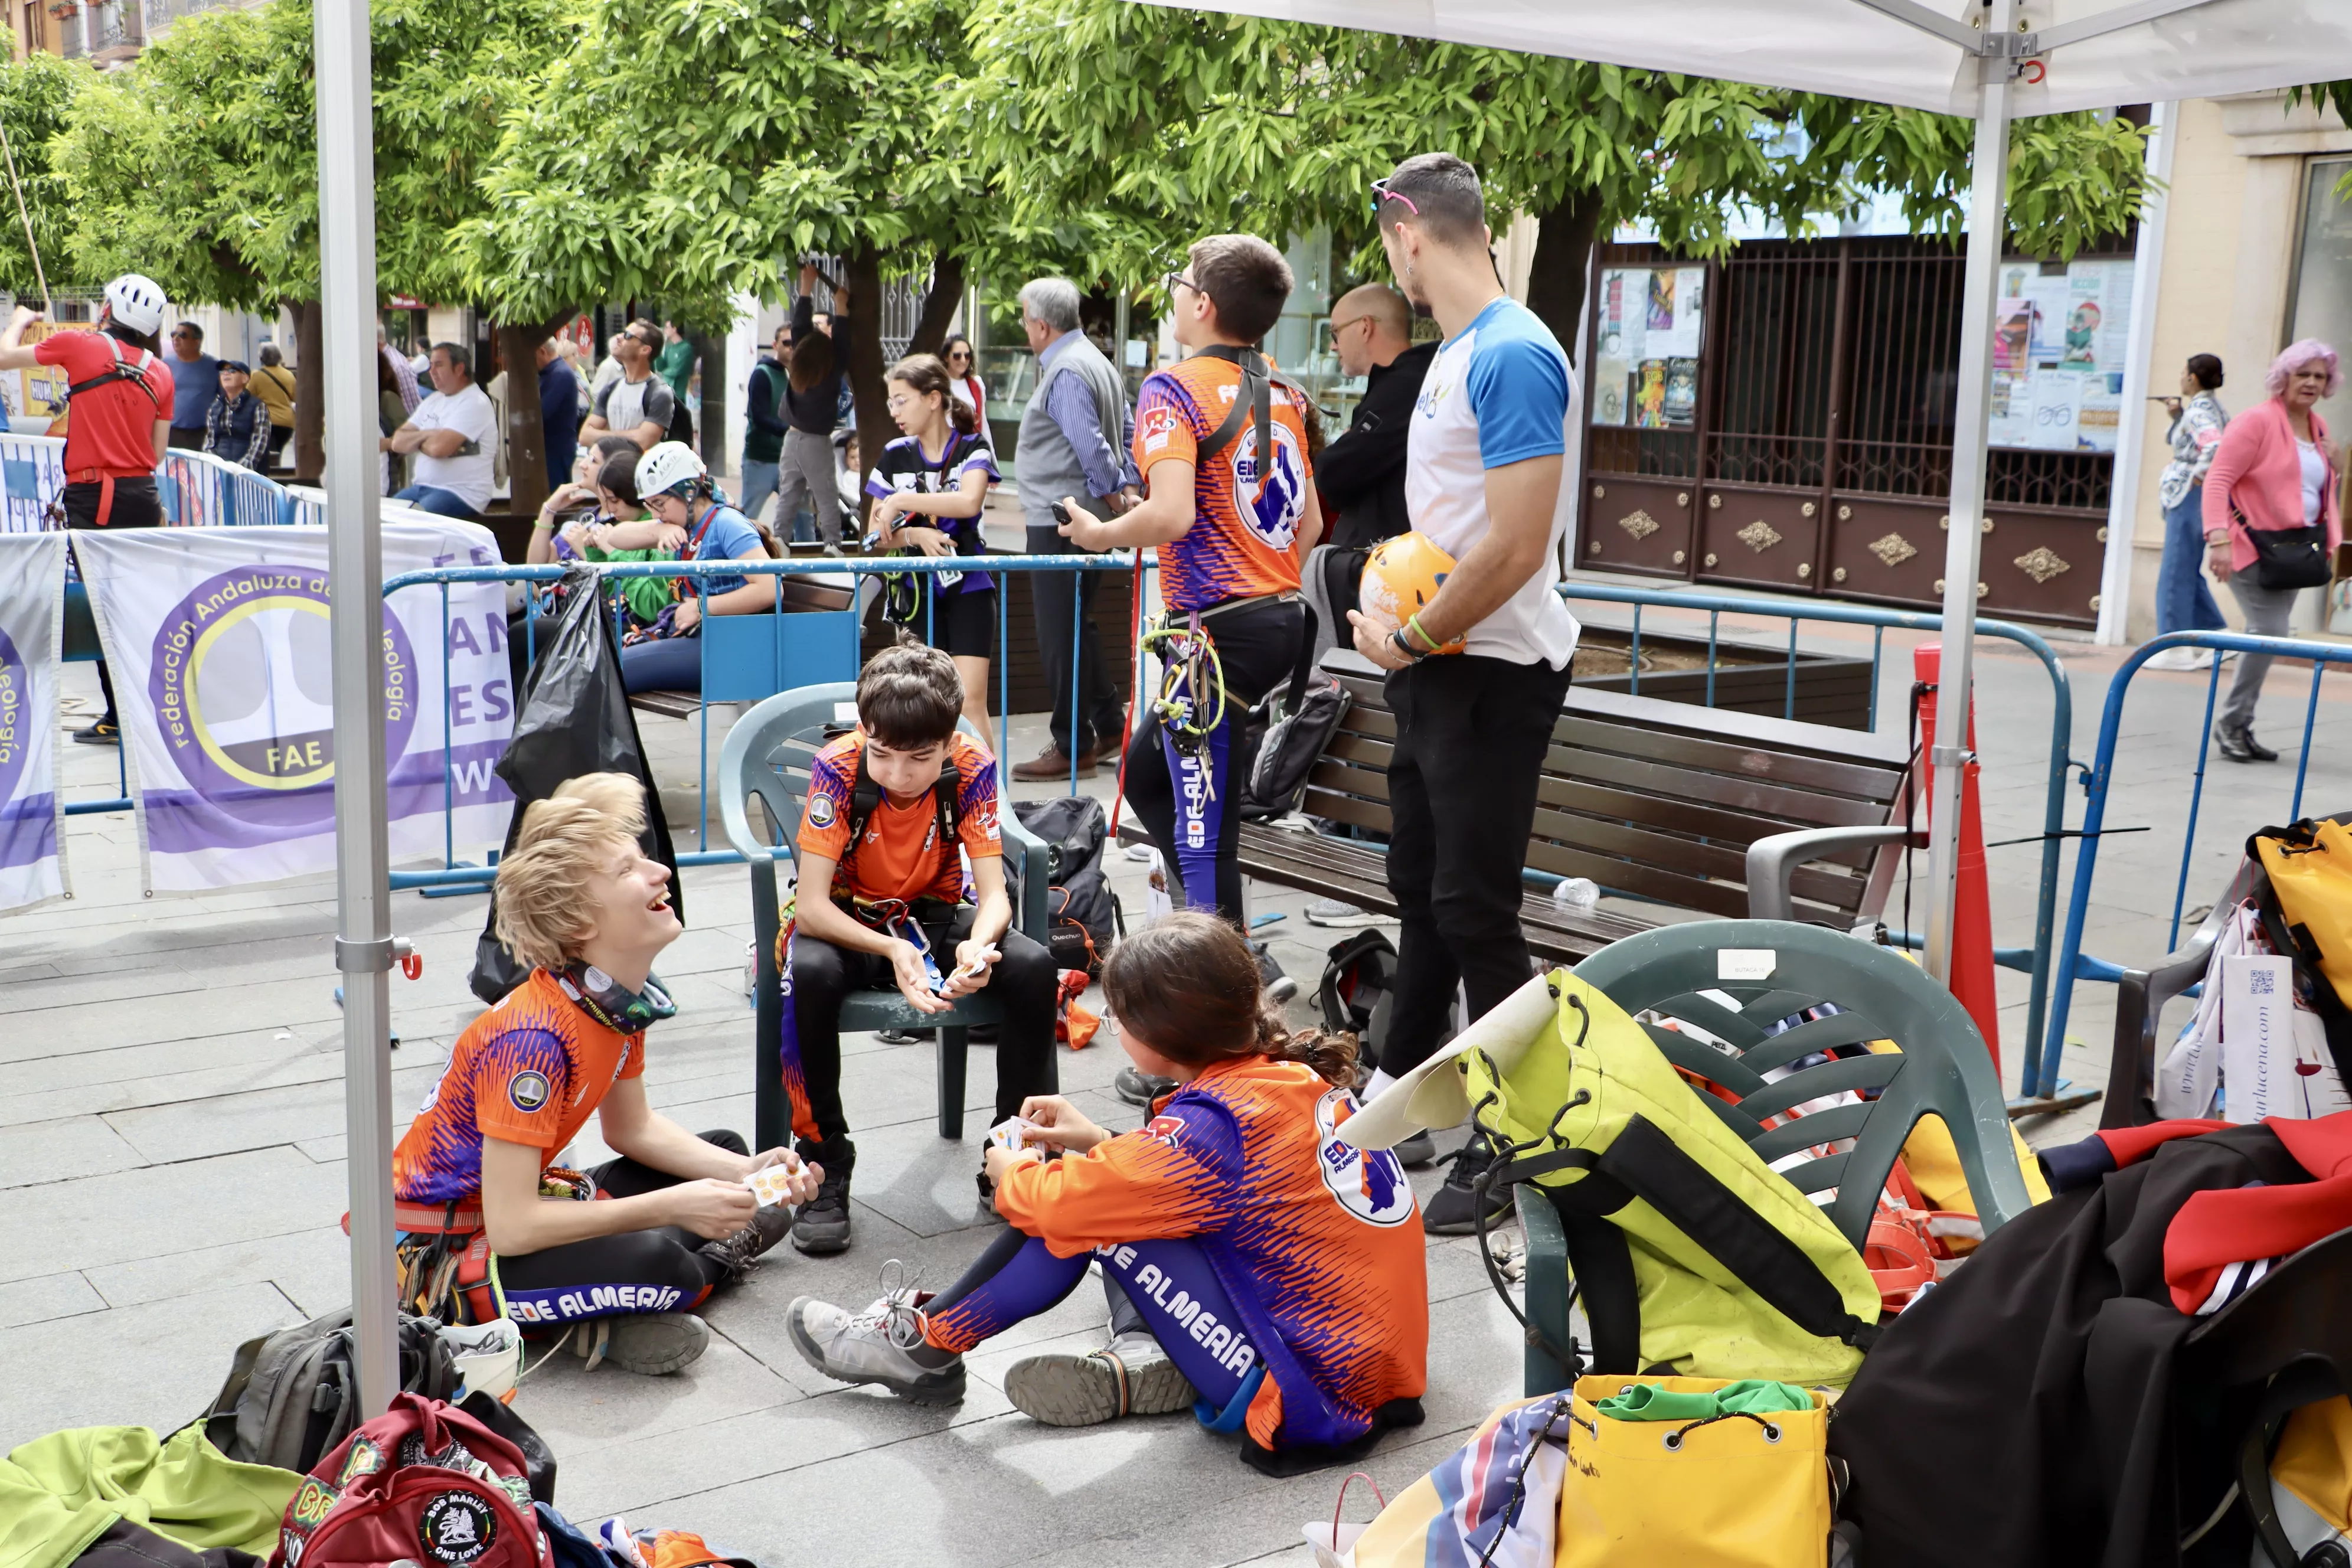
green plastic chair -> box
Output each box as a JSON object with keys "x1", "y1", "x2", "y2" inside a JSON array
[
  {"x1": 1512, "y1": 918, "x2": 2034, "y2": 1393},
  {"x1": 719, "y1": 682, "x2": 1053, "y2": 1150}
]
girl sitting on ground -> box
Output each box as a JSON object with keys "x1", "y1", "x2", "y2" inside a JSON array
[
  {"x1": 784, "y1": 912, "x2": 1429, "y2": 1474},
  {"x1": 390, "y1": 773, "x2": 819, "y2": 1375}
]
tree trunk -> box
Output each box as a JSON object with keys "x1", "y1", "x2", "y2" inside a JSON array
[
  {"x1": 904, "y1": 253, "x2": 966, "y2": 360},
  {"x1": 495, "y1": 314, "x2": 567, "y2": 527},
  {"x1": 1524, "y1": 186, "x2": 1608, "y2": 366},
  {"x1": 290, "y1": 298, "x2": 325, "y2": 483},
  {"x1": 844, "y1": 243, "x2": 891, "y2": 528}
]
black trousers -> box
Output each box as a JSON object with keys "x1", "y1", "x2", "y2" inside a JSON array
[
  {"x1": 67, "y1": 484, "x2": 164, "y2": 727},
  {"x1": 1025, "y1": 524, "x2": 1128, "y2": 757},
  {"x1": 495, "y1": 1129, "x2": 744, "y2": 1325},
  {"x1": 1121, "y1": 597, "x2": 1304, "y2": 923},
  {"x1": 789, "y1": 904, "x2": 1059, "y2": 1144},
  {"x1": 1377, "y1": 654, "x2": 1573, "y2": 1081}
]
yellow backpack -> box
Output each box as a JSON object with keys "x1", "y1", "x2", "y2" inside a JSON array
[{"x1": 2250, "y1": 818, "x2": 2352, "y2": 1084}]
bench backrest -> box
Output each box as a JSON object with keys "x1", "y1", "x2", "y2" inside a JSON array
[{"x1": 1303, "y1": 654, "x2": 1911, "y2": 925}]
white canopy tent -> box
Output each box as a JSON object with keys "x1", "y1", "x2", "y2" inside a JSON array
[{"x1": 312, "y1": 0, "x2": 2352, "y2": 1407}]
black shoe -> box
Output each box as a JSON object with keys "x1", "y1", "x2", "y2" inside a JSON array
[
  {"x1": 2242, "y1": 728, "x2": 2279, "y2": 762},
  {"x1": 1115, "y1": 1064, "x2": 1176, "y2": 1107},
  {"x1": 2214, "y1": 723, "x2": 2256, "y2": 763},
  {"x1": 72, "y1": 720, "x2": 119, "y2": 746},
  {"x1": 1422, "y1": 1134, "x2": 1514, "y2": 1234},
  {"x1": 791, "y1": 1136, "x2": 855, "y2": 1255},
  {"x1": 1393, "y1": 1129, "x2": 1437, "y2": 1169},
  {"x1": 698, "y1": 1201, "x2": 796, "y2": 1285},
  {"x1": 1250, "y1": 940, "x2": 1298, "y2": 1005}
]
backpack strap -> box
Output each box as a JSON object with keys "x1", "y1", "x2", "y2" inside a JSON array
[
  {"x1": 846, "y1": 744, "x2": 963, "y2": 872},
  {"x1": 67, "y1": 335, "x2": 164, "y2": 409},
  {"x1": 1191, "y1": 343, "x2": 1273, "y2": 471}
]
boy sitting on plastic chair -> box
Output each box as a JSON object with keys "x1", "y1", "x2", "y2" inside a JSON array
[
  {"x1": 784, "y1": 913, "x2": 1430, "y2": 1474},
  {"x1": 780, "y1": 640, "x2": 1060, "y2": 1253}
]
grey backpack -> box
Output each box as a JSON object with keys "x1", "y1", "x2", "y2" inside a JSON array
[{"x1": 201, "y1": 1306, "x2": 459, "y2": 1474}]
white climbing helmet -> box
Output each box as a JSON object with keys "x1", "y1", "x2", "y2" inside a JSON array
[
  {"x1": 102, "y1": 273, "x2": 166, "y2": 336},
  {"x1": 635, "y1": 440, "x2": 705, "y2": 502}
]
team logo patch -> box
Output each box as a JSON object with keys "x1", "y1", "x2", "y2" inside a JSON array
[
  {"x1": 1145, "y1": 1113, "x2": 1187, "y2": 1147},
  {"x1": 1228, "y1": 420, "x2": 1307, "y2": 550},
  {"x1": 417, "y1": 1491, "x2": 498, "y2": 1564},
  {"x1": 1140, "y1": 404, "x2": 1182, "y2": 456},
  {"x1": 807, "y1": 792, "x2": 836, "y2": 829},
  {"x1": 1312, "y1": 1089, "x2": 1415, "y2": 1227},
  {"x1": 508, "y1": 1070, "x2": 551, "y2": 1113}
]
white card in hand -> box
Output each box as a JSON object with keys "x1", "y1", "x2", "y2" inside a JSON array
[
  {"x1": 743, "y1": 1159, "x2": 803, "y2": 1207},
  {"x1": 988, "y1": 1116, "x2": 1039, "y2": 1152}
]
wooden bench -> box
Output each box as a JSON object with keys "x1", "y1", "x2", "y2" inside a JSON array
[{"x1": 1236, "y1": 651, "x2": 1917, "y2": 961}]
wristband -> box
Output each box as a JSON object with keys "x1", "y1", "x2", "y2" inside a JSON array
[
  {"x1": 1406, "y1": 613, "x2": 1443, "y2": 654},
  {"x1": 1389, "y1": 626, "x2": 1429, "y2": 665}
]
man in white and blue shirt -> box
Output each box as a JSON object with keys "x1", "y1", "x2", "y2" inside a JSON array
[{"x1": 1345, "y1": 152, "x2": 1580, "y2": 1231}]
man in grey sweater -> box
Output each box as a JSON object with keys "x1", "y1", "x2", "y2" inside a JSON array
[{"x1": 1011, "y1": 277, "x2": 1139, "y2": 779}]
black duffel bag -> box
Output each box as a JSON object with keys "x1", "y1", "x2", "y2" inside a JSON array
[{"x1": 1012, "y1": 795, "x2": 1116, "y2": 975}]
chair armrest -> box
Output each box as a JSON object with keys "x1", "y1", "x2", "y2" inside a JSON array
[
  {"x1": 998, "y1": 808, "x2": 1052, "y2": 945},
  {"x1": 1745, "y1": 825, "x2": 1922, "y2": 922},
  {"x1": 1514, "y1": 1184, "x2": 1574, "y2": 1397},
  {"x1": 717, "y1": 709, "x2": 775, "y2": 864}
]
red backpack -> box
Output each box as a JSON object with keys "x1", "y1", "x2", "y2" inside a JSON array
[{"x1": 269, "y1": 1392, "x2": 549, "y2": 1568}]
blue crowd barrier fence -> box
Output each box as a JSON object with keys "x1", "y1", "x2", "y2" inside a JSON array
[
  {"x1": 2, "y1": 435, "x2": 302, "y2": 531},
  {"x1": 2046, "y1": 628, "x2": 2352, "y2": 1087},
  {"x1": 1551, "y1": 580, "x2": 2084, "y2": 1105}
]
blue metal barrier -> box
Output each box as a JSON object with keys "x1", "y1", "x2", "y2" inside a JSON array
[
  {"x1": 380, "y1": 552, "x2": 1157, "y2": 893},
  {"x1": 0, "y1": 432, "x2": 63, "y2": 532},
  {"x1": 2046, "y1": 628, "x2": 2352, "y2": 1084},
  {"x1": 157, "y1": 449, "x2": 296, "y2": 528},
  {"x1": 1553, "y1": 580, "x2": 2083, "y2": 1104}
]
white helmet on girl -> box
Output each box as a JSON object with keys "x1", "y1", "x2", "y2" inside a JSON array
[
  {"x1": 102, "y1": 273, "x2": 166, "y2": 336},
  {"x1": 635, "y1": 440, "x2": 706, "y2": 502}
]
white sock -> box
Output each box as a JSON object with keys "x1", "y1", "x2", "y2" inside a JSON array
[{"x1": 1363, "y1": 1067, "x2": 1398, "y2": 1099}]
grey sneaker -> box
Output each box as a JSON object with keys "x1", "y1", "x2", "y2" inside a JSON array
[
  {"x1": 1115, "y1": 1063, "x2": 1176, "y2": 1107},
  {"x1": 564, "y1": 1311, "x2": 710, "y2": 1376},
  {"x1": 698, "y1": 1201, "x2": 795, "y2": 1285},
  {"x1": 1305, "y1": 898, "x2": 1383, "y2": 929},
  {"x1": 1004, "y1": 1330, "x2": 1198, "y2": 1427},
  {"x1": 784, "y1": 1262, "x2": 965, "y2": 1404},
  {"x1": 1393, "y1": 1128, "x2": 1438, "y2": 1169}
]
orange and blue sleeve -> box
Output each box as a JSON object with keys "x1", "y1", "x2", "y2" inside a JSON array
[
  {"x1": 796, "y1": 747, "x2": 856, "y2": 864},
  {"x1": 957, "y1": 745, "x2": 1002, "y2": 863},
  {"x1": 1133, "y1": 373, "x2": 1201, "y2": 479},
  {"x1": 995, "y1": 1109, "x2": 1234, "y2": 1257},
  {"x1": 469, "y1": 1026, "x2": 573, "y2": 1148}
]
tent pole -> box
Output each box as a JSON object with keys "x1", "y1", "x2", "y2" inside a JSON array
[
  {"x1": 1923, "y1": 0, "x2": 2015, "y2": 992},
  {"x1": 316, "y1": 0, "x2": 398, "y2": 1412}
]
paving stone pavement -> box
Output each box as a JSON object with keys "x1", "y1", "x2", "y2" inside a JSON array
[{"x1": 2, "y1": 570, "x2": 2344, "y2": 1566}]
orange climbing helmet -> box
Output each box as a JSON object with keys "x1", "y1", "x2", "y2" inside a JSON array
[{"x1": 1357, "y1": 531, "x2": 1464, "y2": 654}]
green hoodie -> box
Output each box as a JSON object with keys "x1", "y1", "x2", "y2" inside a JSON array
[{"x1": 0, "y1": 1424, "x2": 299, "y2": 1568}]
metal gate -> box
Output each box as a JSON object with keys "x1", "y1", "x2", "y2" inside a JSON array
[{"x1": 1579, "y1": 236, "x2": 2125, "y2": 628}]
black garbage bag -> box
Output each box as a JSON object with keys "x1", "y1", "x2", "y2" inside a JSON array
[{"x1": 468, "y1": 564, "x2": 682, "y2": 1004}]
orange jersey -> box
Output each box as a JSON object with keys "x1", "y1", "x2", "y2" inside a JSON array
[
  {"x1": 995, "y1": 1055, "x2": 1426, "y2": 1452},
  {"x1": 1131, "y1": 354, "x2": 1312, "y2": 612},
  {"x1": 796, "y1": 730, "x2": 1001, "y2": 908},
  {"x1": 392, "y1": 969, "x2": 645, "y2": 1206}
]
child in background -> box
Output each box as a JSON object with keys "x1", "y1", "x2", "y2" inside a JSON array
[{"x1": 783, "y1": 912, "x2": 1428, "y2": 1474}]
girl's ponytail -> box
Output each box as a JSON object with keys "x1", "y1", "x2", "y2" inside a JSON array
[
  {"x1": 1256, "y1": 1000, "x2": 1360, "y2": 1087},
  {"x1": 1104, "y1": 911, "x2": 1357, "y2": 1084}
]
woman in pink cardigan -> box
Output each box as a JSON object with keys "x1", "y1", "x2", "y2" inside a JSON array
[{"x1": 2199, "y1": 339, "x2": 2340, "y2": 762}]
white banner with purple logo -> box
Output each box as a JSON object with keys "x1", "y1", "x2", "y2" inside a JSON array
[
  {"x1": 74, "y1": 521, "x2": 515, "y2": 892},
  {"x1": 0, "y1": 532, "x2": 67, "y2": 909}
]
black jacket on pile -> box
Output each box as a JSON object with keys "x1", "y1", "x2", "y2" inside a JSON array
[
  {"x1": 1829, "y1": 1122, "x2": 2314, "y2": 1568},
  {"x1": 1315, "y1": 339, "x2": 1436, "y2": 551}
]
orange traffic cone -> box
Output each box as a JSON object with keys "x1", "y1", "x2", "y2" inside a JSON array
[{"x1": 1913, "y1": 643, "x2": 2001, "y2": 1074}]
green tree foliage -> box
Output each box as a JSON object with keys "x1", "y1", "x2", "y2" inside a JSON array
[
  {"x1": 54, "y1": 0, "x2": 577, "y2": 479},
  {"x1": 958, "y1": 0, "x2": 2155, "y2": 343},
  {"x1": 458, "y1": 0, "x2": 991, "y2": 471},
  {"x1": 0, "y1": 54, "x2": 90, "y2": 301}
]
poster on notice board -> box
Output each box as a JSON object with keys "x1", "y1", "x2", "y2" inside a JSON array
[
  {"x1": 1592, "y1": 266, "x2": 1704, "y2": 429},
  {"x1": 1990, "y1": 258, "x2": 2132, "y2": 452}
]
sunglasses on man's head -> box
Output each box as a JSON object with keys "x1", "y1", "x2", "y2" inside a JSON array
[{"x1": 1370, "y1": 177, "x2": 1420, "y2": 218}]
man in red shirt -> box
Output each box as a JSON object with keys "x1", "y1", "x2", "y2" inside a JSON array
[{"x1": 0, "y1": 274, "x2": 174, "y2": 744}]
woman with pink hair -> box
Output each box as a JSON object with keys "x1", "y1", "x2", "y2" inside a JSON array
[{"x1": 2199, "y1": 338, "x2": 2341, "y2": 762}]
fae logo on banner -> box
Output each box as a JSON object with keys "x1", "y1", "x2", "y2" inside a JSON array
[
  {"x1": 0, "y1": 533, "x2": 67, "y2": 910},
  {"x1": 76, "y1": 521, "x2": 514, "y2": 892}
]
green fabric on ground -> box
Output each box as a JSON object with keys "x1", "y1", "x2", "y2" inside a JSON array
[
  {"x1": 0, "y1": 1425, "x2": 299, "y2": 1568},
  {"x1": 1595, "y1": 1379, "x2": 1814, "y2": 1422}
]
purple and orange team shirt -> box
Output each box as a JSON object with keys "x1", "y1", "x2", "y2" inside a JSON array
[{"x1": 1131, "y1": 353, "x2": 1313, "y2": 613}]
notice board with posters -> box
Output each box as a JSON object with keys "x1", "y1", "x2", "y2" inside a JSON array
[
  {"x1": 1988, "y1": 257, "x2": 2134, "y2": 454},
  {"x1": 1590, "y1": 265, "x2": 1706, "y2": 429}
]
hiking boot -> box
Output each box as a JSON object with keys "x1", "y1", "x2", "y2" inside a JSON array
[
  {"x1": 71, "y1": 720, "x2": 119, "y2": 746},
  {"x1": 1004, "y1": 1331, "x2": 1197, "y2": 1427},
  {"x1": 1304, "y1": 898, "x2": 1383, "y2": 929},
  {"x1": 2214, "y1": 723, "x2": 2259, "y2": 763},
  {"x1": 1115, "y1": 1064, "x2": 1176, "y2": 1107},
  {"x1": 1422, "y1": 1133, "x2": 1514, "y2": 1235},
  {"x1": 790, "y1": 1136, "x2": 855, "y2": 1255},
  {"x1": 1012, "y1": 745, "x2": 1097, "y2": 781},
  {"x1": 698, "y1": 1200, "x2": 796, "y2": 1285},
  {"x1": 566, "y1": 1311, "x2": 710, "y2": 1377},
  {"x1": 785, "y1": 1263, "x2": 965, "y2": 1404},
  {"x1": 1393, "y1": 1129, "x2": 1438, "y2": 1169}
]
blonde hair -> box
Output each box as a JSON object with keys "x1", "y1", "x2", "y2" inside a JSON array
[{"x1": 493, "y1": 773, "x2": 648, "y2": 972}]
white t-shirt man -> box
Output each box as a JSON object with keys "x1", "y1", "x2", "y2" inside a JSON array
[
  {"x1": 1404, "y1": 295, "x2": 1581, "y2": 669},
  {"x1": 410, "y1": 381, "x2": 499, "y2": 513}
]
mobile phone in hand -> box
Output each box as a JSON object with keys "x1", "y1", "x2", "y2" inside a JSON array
[{"x1": 1050, "y1": 501, "x2": 1071, "y2": 525}]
